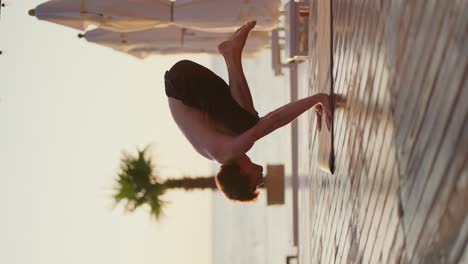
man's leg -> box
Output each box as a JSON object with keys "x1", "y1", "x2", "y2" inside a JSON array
[{"x1": 217, "y1": 21, "x2": 257, "y2": 115}]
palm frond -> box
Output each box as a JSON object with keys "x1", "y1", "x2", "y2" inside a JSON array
[{"x1": 113, "y1": 146, "x2": 167, "y2": 220}]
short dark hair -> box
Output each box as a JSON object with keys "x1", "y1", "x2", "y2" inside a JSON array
[{"x1": 215, "y1": 164, "x2": 259, "y2": 202}]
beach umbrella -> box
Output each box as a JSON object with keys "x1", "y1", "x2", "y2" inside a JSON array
[
  {"x1": 173, "y1": 0, "x2": 281, "y2": 32},
  {"x1": 28, "y1": 0, "x2": 172, "y2": 32},
  {"x1": 0, "y1": 1, "x2": 6, "y2": 20},
  {"x1": 79, "y1": 26, "x2": 270, "y2": 59},
  {"x1": 29, "y1": 0, "x2": 280, "y2": 33}
]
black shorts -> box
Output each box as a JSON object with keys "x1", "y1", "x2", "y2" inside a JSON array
[{"x1": 164, "y1": 60, "x2": 259, "y2": 134}]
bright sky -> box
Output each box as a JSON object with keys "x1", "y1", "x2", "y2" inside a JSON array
[{"x1": 0, "y1": 1, "x2": 214, "y2": 263}]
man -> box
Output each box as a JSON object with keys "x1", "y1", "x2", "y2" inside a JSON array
[{"x1": 164, "y1": 21, "x2": 331, "y2": 202}]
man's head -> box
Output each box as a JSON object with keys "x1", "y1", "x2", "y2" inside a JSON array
[{"x1": 215, "y1": 155, "x2": 264, "y2": 202}]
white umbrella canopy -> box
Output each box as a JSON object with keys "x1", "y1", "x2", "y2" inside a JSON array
[
  {"x1": 80, "y1": 26, "x2": 270, "y2": 59},
  {"x1": 174, "y1": 0, "x2": 281, "y2": 32},
  {"x1": 29, "y1": 0, "x2": 172, "y2": 32},
  {"x1": 29, "y1": 0, "x2": 280, "y2": 33},
  {"x1": 125, "y1": 47, "x2": 216, "y2": 59}
]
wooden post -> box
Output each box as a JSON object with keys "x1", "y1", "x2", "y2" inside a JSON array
[
  {"x1": 271, "y1": 29, "x2": 284, "y2": 76},
  {"x1": 265, "y1": 164, "x2": 285, "y2": 205},
  {"x1": 290, "y1": 63, "x2": 299, "y2": 246},
  {"x1": 284, "y1": 1, "x2": 309, "y2": 61}
]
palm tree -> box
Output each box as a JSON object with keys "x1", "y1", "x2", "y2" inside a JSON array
[{"x1": 113, "y1": 146, "x2": 217, "y2": 220}]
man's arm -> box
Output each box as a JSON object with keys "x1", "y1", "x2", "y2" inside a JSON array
[{"x1": 218, "y1": 93, "x2": 331, "y2": 162}]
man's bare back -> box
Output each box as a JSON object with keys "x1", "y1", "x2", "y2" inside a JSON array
[{"x1": 168, "y1": 97, "x2": 235, "y2": 162}]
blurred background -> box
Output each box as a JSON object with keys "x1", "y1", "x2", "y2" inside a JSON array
[{"x1": 0, "y1": 0, "x2": 294, "y2": 263}]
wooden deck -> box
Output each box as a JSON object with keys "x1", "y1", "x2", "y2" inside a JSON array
[{"x1": 297, "y1": 0, "x2": 467, "y2": 263}]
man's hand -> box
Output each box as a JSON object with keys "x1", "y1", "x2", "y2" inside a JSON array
[{"x1": 315, "y1": 94, "x2": 332, "y2": 132}]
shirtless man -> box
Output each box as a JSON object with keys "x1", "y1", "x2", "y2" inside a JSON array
[{"x1": 164, "y1": 21, "x2": 331, "y2": 202}]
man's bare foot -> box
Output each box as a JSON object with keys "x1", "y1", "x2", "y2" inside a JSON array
[{"x1": 218, "y1": 21, "x2": 256, "y2": 58}]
